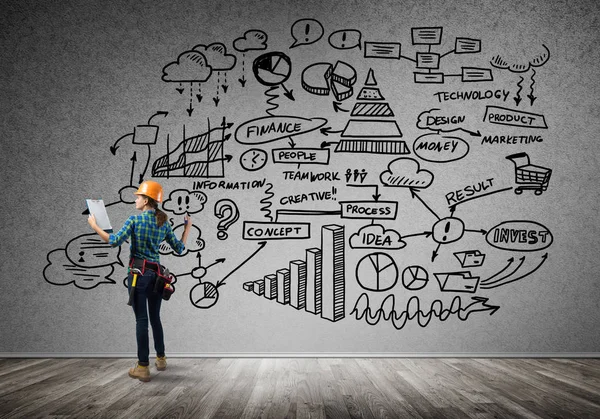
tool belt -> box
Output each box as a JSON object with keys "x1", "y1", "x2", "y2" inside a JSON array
[{"x1": 129, "y1": 257, "x2": 176, "y2": 301}]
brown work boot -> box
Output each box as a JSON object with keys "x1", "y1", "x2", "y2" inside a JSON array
[
  {"x1": 128, "y1": 363, "x2": 151, "y2": 382},
  {"x1": 155, "y1": 356, "x2": 167, "y2": 371}
]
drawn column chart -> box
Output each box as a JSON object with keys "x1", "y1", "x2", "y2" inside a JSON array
[{"x1": 243, "y1": 224, "x2": 345, "y2": 323}]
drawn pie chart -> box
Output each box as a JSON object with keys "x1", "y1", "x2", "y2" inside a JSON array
[
  {"x1": 190, "y1": 281, "x2": 219, "y2": 309},
  {"x1": 356, "y1": 252, "x2": 398, "y2": 292},
  {"x1": 252, "y1": 52, "x2": 292, "y2": 86},
  {"x1": 402, "y1": 266, "x2": 429, "y2": 291}
]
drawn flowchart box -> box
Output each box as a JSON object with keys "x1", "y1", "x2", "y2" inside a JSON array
[
  {"x1": 411, "y1": 27, "x2": 443, "y2": 45},
  {"x1": 272, "y1": 148, "x2": 330, "y2": 165},
  {"x1": 364, "y1": 42, "x2": 401, "y2": 59},
  {"x1": 484, "y1": 106, "x2": 548, "y2": 129},
  {"x1": 243, "y1": 222, "x2": 311, "y2": 240},
  {"x1": 462, "y1": 67, "x2": 493, "y2": 82},
  {"x1": 455, "y1": 38, "x2": 481, "y2": 53},
  {"x1": 339, "y1": 201, "x2": 398, "y2": 220},
  {"x1": 414, "y1": 72, "x2": 444, "y2": 83},
  {"x1": 133, "y1": 125, "x2": 159, "y2": 145},
  {"x1": 416, "y1": 53, "x2": 440, "y2": 69}
]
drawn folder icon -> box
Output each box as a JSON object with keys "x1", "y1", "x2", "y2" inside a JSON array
[
  {"x1": 434, "y1": 272, "x2": 480, "y2": 293},
  {"x1": 453, "y1": 250, "x2": 485, "y2": 268}
]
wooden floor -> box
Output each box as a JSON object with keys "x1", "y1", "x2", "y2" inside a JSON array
[{"x1": 0, "y1": 358, "x2": 599, "y2": 418}]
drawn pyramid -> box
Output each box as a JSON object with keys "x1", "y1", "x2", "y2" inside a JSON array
[{"x1": 335, "y1": 69, "x2": 409, "y2": 155}]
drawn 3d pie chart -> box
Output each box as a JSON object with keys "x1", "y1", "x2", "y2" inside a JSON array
[
  {"x1": 252, "y1": 52, "x2": 292, "y2": 86},
  {"x1": 190, "y1": 281, "x2": 219, "y2": 309},
  {"x1": 402, "y1": 265, "x2": 429, "y2": 290},
  {"x1": 356, "y1": 252, "x2": 398, "y2": 292}
]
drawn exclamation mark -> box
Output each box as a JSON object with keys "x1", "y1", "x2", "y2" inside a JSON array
[
  {"x1": 342, "y1": 31, "x2": 347, "y2": 48},
  {"x1": 442, "y1": 221, "x2": 451, "y2": 242},
  {"x1": 332, "y1": 186, "x2": 337, "y2": 200},
  {"x1": 305, "y1": 24, "x2": 310, "y2": 42}
]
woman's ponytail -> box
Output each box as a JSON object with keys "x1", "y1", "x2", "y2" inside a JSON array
[{"x1": 147, "y1": 197, "x2": 168, "y2": 227}]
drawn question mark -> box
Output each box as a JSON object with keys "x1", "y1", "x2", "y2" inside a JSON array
[{"x1": 214, "y1": 199, "x2": 239, "y2": 240}]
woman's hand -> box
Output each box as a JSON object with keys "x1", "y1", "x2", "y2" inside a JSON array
[
  {"x1": 184, "y1": 214, "x2": 192, "y2": 229},
  {"x1": 88, "y1": 214, "x2": 98, "y2": 229}
]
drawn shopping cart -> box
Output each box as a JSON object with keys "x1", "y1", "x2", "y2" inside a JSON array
[{"x1": 506, "y1": 152, "x2": 552, "y2": 195}]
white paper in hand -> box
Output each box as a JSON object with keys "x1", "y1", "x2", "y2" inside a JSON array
[{"x1": 86, "y1": 199, "x2": 113, "y2": 232}]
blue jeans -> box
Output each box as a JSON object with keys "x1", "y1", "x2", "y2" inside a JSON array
[{"x1": 128, "y1": 271, "x2": 165, "y2": 366}]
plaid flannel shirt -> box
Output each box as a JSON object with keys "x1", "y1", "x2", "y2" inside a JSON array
[{"x1": 109, "y1": 210, "x2": 184, "y2": 263}]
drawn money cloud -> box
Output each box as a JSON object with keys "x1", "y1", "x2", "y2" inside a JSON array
[
  {"x1": 44, "y1": 249, "x2": 116, "y2": 290},
  {"x1": 380, "y1": 157, "x2": 433, "y2": 189},
  {"x1": 192, "y1": 43, "x2": 236, "y2": 71},
  {"x1": 163, "y1": 189, "x2": 207, "y2": 215},
  {"x1": 162, "y1": 50, "x2": 212, "y2": 82},
  {"x1": 490, "y1": 44, "x2": 550, "y2": 73},
  {"x1": 350, "y1": 224, "x2": 406, "y2": 250},
  {"x1": 234, "y1": 30, "x2": 268, "y2": 52},
  {"x1": 159, "y1": 225, "x2": 204, "y2": 256}
]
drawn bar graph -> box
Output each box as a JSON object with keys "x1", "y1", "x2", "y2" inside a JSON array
[{"x1": 244, "y1": 225, "x2": 345, "y2": 323}]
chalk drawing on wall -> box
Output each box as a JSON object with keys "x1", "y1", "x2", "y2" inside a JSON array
[
  {"x1": 244, "y1": 224, "x2": 345, "y2": 322},
  {"x1": 506, "y1": 152, "x2": 552, "y2": 195},
  {"x1": 490, "y1": 44, "x2": 550, "y2": 106},
  {"x1": 252, "y1": 51, "x2": 295, "y2": 115},
  {"x1": 234, "y1": 29, "x2": 268, "y2": 88},
  {"x1": 151, "y1": 117, "x2": 233, "y2": 178},
  {"x1": 328, "y1": 29, "x2": 362, "y2": 51},
  {"x1": 290, "y1": 18, "x2": 324, "y2": 49}
]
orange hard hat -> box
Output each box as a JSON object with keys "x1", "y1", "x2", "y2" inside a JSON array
[{"x1": 135, "y1": 180, "x2": 163, "y2": 202}]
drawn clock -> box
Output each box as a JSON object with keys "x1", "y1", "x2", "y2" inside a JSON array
[{"x1": 240, "y1": 148, "x2": 268, "y2": 171}]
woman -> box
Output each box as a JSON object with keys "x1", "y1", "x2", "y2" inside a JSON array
[{"x1": 88, "y1": 180, "x2": 191, "y2": 382}]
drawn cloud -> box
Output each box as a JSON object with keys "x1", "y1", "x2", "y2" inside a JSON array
[
  {"x1": 162, "y1": 50, "x2": 212, "y2": 82},
  {"x1": 490, "y1": 44, "x2": 550, "y2": 73},
  {"x1": 44, "y1": 249, "x2": 116, "y2": 290},
  {"x1": 380, "y1": 158, "x2": 433, "y2": 189},
  {"x1": 163, "y1": 190, "x2": 207, "y2": 215},
  {"x1": 234, "y1": 30, "x2": 268, "y2": 52},
  {"x1": 417, "y1": 108, "x2": 463, "y2": 133},
  {"x1": 350, "y1": 224, "x2": 406, "y2": 250},
  {"x1": 159, "y1": 225, "x2": 204, "y2": 256},
  {"x1": 192, "y1": 43, "x2": 236, "y2": 71}
]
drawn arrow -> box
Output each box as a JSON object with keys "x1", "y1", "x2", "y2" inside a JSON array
[
  {"x1": 431, "y1": 242, "x2": 441, "y2": 262},
  {"x1": 459, "y1": 128, "x2": 481, "y2": 137},
  {"x1": 196, "y1": 94, "x2": 203, "y2": 103},
  {"x1": 288, "y1": 137, "x2": 296, "y2": 148},
  {"x1": 480, "y1": 253, "x2": 548, "y2": 289},
  {"x1": 216, "y1": 241, "x2": 267, "y2": 288},
  {"x1": 238, "y1": 76, "x2": 247, "y2": 87},
  {"x1": 281, "y1": 83, "x2": 295, "y2": 101},
  {"x1": 129, "y1": 152, "x2": 137, "y2": 186},
  {"x1": 527, "y1": 93, "x2": 537, "y2": 106},
  {"x1": 333, "y1": 101, "x2": 349, "y2": 113},
  {"x1": 402, "y1": 231, "x2": 432, "y2": 239},
  {"x1": 528, "y1": 68, "x2": 538, "y2": 106},
  {"x1": 137, "y1": 144, "x2": 151, "y2": 184},
  {"x1": 213, "y1": 97, "x2": 220, "y2": 107},
  {"x1": 410, "y1": 188, "x2": 440, "y2": 220},
  {"x1": 176, "y1": 87, "x2": 184, "y2": 94},
  {"x1": 480, "y1": 256, "x2": 515, "y2": 284},
  {"x1": 347, "y1": 184, "x2": 380, "y2": 201},
  {"x1": 320, "y1": 141, "x2": 339, "y2": 149},
  {"x1": 461, "y1": 296, "x2": 501, "y2": 318},
  {"x1": 480, "y1": 256, "x2": 524, "y2": 286},
  {"x1": 320, "y1": 127, "x2": 344, "y2": 136},
  {"x1": 514, "y1": 76, "x2": 524, "y2": 106},
  {"x1": 222, "y1": 84, "x2": 229, "y2": 94},
  {"x1": 186, "y1": 103, "x2": 194, "y2": 116},
  {"x1": 465, "y1": 229, "x2": 487, "y2": 235},
  {"x1": 449, "y1": 187, "x2": 513, "y2": 214},
  {"x1": 206, "y1": 258, "x2": 226, "y2": 270},
  {"x1": 147, "y1": 111, "x2": 168, "y2": 125},
  {"x1": 110, "y1": 133, "x2": 134, "y2": 155}
]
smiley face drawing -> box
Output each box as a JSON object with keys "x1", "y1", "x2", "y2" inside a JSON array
[{"x1": 240, "y1": 148, "x2": 268, "y2": 171}]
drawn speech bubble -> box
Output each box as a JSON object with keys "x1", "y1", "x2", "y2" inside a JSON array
[
  {"x1": 328, "y1": 30, "x2": 362, "y2": 50},
  {"x1": 290, "y1": 19, "x2": 324, "y2": 48},
  {"x1": 66, "y1": 233, "x2": 123, "y2": 268},
  {"x1": 413, "y1": 133, "x2": 470, "y2": 163},
  {"x1": 235, "y1": 116, "x2": 327, "y2": 145},
  {"x1": 44, "y1": 249, "x2": 116, "y2": 289},
  {"x1": 163, "y1": 190, "x2": 207, "y2": 215}
]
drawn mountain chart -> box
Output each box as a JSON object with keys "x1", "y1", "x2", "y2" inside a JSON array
[
  {"x1": 335, "y1": 69, "x2": 409, "y2": 155},
  {"x1": 152, "y1": 119, "x2": 230, "y2": 178}
]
